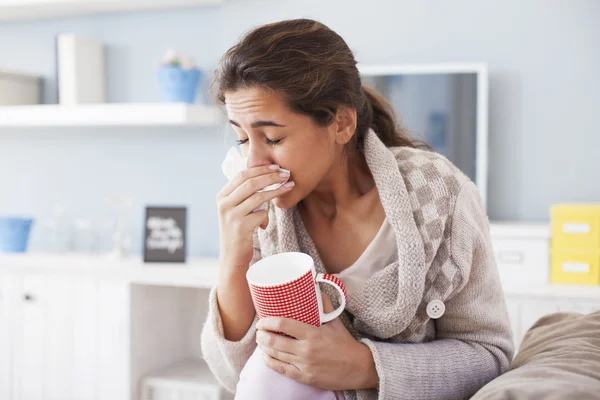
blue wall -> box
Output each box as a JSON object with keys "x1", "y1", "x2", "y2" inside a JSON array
[{"x1": 1, "y1": 0, "x2": 599, "y2": 257}]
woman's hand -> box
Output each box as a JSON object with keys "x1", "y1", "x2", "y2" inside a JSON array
[
  {"x1": 217, "y1": 164, "x2": 292, "y2": 272},
  {"x1": 216, "y1": 164, "x2": 293, "y2": 341},
  {"x1": 255, "y1": 294, "x2": 379, "y2": 391}
]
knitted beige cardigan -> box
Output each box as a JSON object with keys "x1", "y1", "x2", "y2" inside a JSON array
[{"x1": 201, "y1": 130, "x2": 514, "y2": 400}]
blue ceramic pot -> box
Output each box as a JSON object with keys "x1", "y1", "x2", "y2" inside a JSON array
[
  {"x1": 158, "y1": 65, "x2": 202, "y2": 104},
  {"x1": 0, "y1": 217, "x2": 34, "y2": 253}
]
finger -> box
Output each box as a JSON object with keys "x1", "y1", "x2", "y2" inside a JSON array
[
  {"x1": 263, "y1": 353, "x2": 302, "y2": 380},
  {"x1": 237, "y1": 181, "x2": 295, "y2": 216},
  {"x1": 257, "y1": 343, "x2": 297, "y2": 365},
  {"x1": 226, "y1": 169, "x2": 290, "y2": 205},
  {"x1": 218, "y1": 164, "x2": 281, "y2": 198},
  {"x1": 228, "y1": 173, "x2": 291, "y2": 209},
  {"x1": 256, "y1": 330, "x2": 300, "y2": 357},
  {"x1": 256, "y1": 317, "x2": 315, "y2": 340},
  {"x1": 321, "y1": 292, "x2": 335, "y2": 313},
  {"x1": 245, "y1": 209, "x2": 269, "y2": 231}
]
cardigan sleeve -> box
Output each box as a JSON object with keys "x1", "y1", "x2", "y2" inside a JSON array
[
  {"x1": 357, "y1": 181, "x2": 515, "y2": 400},
  {"x1": 199, "y1": 230, "x2": 262, "y2": 393}
]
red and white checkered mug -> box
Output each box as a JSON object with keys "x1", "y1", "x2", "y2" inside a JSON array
[{"x1": 246, "y1": 252, "x2": 347, "y2": 327}]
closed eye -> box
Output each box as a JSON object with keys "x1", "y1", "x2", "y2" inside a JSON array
[{"x1": 236, "y1": 138, "x2": 282, "y2": 146}]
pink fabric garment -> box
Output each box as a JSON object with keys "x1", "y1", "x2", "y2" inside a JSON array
[{"x1": 235, "y1": 346, "x2": 342, "y2": 400}]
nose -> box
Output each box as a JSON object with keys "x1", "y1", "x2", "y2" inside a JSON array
[{"x1": 245, "y1": 142, "x2": 272, "y2": 169}]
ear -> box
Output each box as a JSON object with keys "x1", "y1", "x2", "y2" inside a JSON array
[{"x1": 333, "y1": 107, "x2": 357, "y2": 145}]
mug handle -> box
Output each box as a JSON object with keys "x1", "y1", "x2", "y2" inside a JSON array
[{"x1": 316, "y1": 274, "x2": 347, "y2": 324}]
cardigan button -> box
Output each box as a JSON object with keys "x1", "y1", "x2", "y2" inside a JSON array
[{"x1": 426, "y1": 300, "x2": 445, "y2": 319}]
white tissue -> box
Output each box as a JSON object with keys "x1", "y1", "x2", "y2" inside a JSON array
[
  {"x1": 222, "y1": 147, "x2": 248, "y2": 181},
  {"x1": 221, "y1": 147, "x2": 289, "y2": 192}
]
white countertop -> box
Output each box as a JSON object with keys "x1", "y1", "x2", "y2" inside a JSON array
[
  {"x1": 501, "y1": 281, "x2": 600, "y2": 299},
  {"x1": 0, "y1": 253, "x2": 219, "y2": 288},
  {"x1": 489, "y1": 221, "x2": 551, "y2": 239},
  {"x1": 1, "y1": 253, "x2": 599, "y2": 298}
]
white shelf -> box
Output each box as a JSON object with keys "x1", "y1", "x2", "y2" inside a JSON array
[
  {"x1": 0, "y1": 0, "x2": 223, "y2": 21},
  {"x1": 0, "y1": 253, "x2": 219, "y2": 288},
  {"x1": 0, "y1": 103, "x2": 224, "y2": 127}
]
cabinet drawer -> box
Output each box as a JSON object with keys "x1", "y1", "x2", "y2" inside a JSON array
[
  {"x1": 551, "y1": 204, "x2": 600, "y2": 249},
  {"x1": 551, "y1": 249, "x2": 600, "y2": 285},
  {"x1": 493, "y1": 238, "x2": 549, "y2": 285}
]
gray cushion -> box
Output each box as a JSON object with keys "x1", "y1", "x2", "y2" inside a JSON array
[{"x1": 472, "y1": 310, "x2": 600, "y2": 400}]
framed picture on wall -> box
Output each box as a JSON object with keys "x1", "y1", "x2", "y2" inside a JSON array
[{"x1": 143, "y1": 206, "x2": 187, "y2": 263}]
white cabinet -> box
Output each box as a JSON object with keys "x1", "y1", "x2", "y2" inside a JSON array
[
  {"x1": 70, "y1": 277, "x2": 129, "y2": 400},
  {"x1": 95, "y1": 282, "x2": 129, "y2": 400},
  {"x1": 14, "y1": 275, "x2": 46, "y2": 400},
  {"x1": 72, "y1": 278, "x2": 100, "y2": 400},
  {"x1": 503, "y1": 287, "x2": 600, "y2": 350},
  {"x1": 0, "y1": 273, "x2": 129, "y2": 400},
  {"x1": 17, "y1": 275, "x2": 79, "y2": 400},
  {"x1": 0, "y1": 255, "x2": 221, "y2": 400},
  {"x1": 490, "y1": 223, "x2": 550, "y2": 286},
  {"x1": 0, "y1": 274, "x2": 17, "y2": 399},
  {"x1": 490, "y1": 223, "x2": 600, "y2": 350}
]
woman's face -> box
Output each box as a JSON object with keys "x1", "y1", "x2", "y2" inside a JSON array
[{"x1": 225, "y1": 87, "x2": 339, "y2": 209}]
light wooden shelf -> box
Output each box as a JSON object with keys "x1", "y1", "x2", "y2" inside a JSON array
[
  {"x1": 0, "y1": 0, "x2": 223, "y2": 21},
  {"x1": 0, "y1": 103, "x2": 224, "y2": 128}
]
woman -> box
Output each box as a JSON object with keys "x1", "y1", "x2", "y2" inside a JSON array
[{"x1": 201, "y1": 18, "x2": 514, "y2": 400}]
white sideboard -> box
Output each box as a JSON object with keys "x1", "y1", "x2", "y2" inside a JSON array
[
  {"x1": 1, "y1": 226, "x2": 600, "y2": 399},
  {"x1": 490, "y1": 222, "x2": 551, "y2": 286},
  {"x1": 0, "y1": 254, "x2": 228, "y2": 400},
  {"x1": 1, "y1": 273, "x2": 129, "y2": 400},
  {"x1": 490, "y1": 222, "x2": 600, "y2": 349},
  {"x1": 501, "y1": 283, "x2": 600, "y2": 350}
]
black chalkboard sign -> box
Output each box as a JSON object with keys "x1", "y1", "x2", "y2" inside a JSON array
[{"x1": 143, "y1": 206, "x2": 187, "y2": 263}]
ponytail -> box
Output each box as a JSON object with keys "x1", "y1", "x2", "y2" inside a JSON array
[{"x1": 356, "y1": 85, "x2": 430, "y2": 150}]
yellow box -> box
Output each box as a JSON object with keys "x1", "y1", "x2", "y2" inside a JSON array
[
  {"x1": 550, "y1": 249, "x2": 600, "y2": 285},
  {"x1": 551, "y1": 204, "x2": 600, "y2": 250}
]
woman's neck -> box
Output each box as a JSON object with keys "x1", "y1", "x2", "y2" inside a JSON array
[{"x1": 301, "y1": 151, "x2": 375, "y2": 220}]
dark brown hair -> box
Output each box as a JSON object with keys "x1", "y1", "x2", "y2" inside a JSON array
[{"x1": 212, "y1": 18, "x2": 427, "y2": 150}]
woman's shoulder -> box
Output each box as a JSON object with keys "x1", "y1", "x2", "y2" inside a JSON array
[{"x1": 388, "y1": 146, "x2": 471, "y2": 201}]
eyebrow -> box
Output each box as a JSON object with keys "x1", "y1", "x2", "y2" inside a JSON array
[{"x1": 228, "y1": 120, "x2": 286, "y2": 128}]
